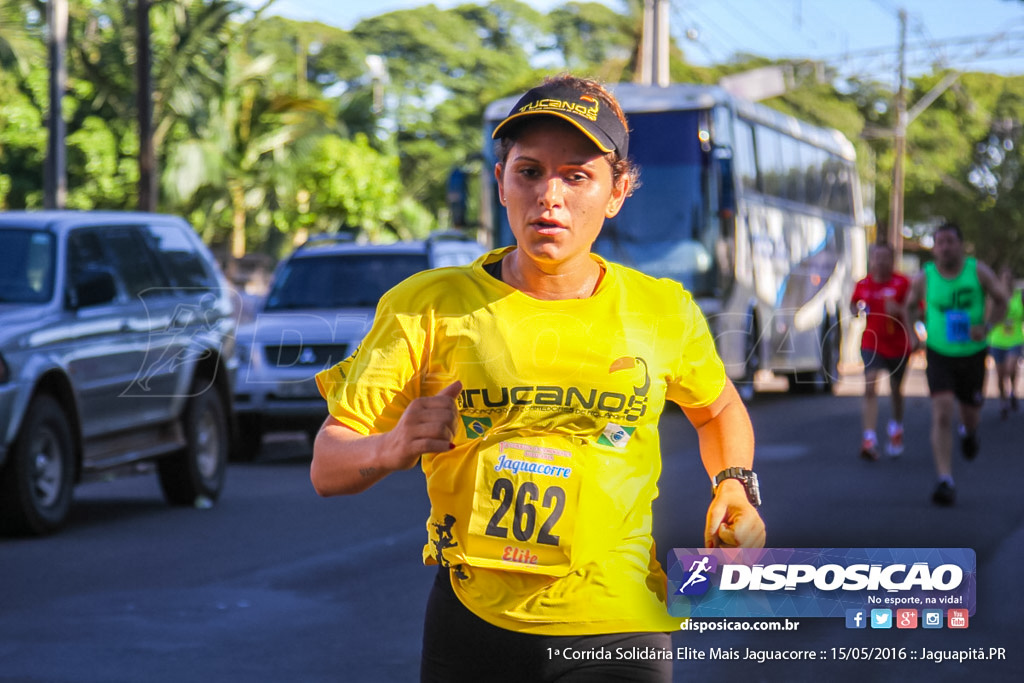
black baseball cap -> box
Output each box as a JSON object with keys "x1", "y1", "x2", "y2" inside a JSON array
[{"x1": 491, "y1": 82, "x2": 629, "y2": 159}]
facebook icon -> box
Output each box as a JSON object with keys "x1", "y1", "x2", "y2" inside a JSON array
[{"x1": 846, "y1": 609, "x2": 867, "y2": 629}]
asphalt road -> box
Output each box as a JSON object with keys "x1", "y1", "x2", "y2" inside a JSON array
[{"x1": 1, "y1": 362, "x2": 1022, "y2": 682}]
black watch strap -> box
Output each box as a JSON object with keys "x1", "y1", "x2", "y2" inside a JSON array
[{"x1": 712, "y1": 467, "x2": 761, "y2": 507}]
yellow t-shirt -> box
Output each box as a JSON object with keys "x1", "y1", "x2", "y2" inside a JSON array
[{"x1": 316, "y1": 247, "x2": 727, "y2": 635}]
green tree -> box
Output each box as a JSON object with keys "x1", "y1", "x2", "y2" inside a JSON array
[
  {"x1": 162, "y1": 47, "x2": 331, "y2": 257},
  {"x1": 0, "y1": 0, "x2": 41, "y2": 73},
  {"x1": 296, "y1": 133, "x2": 405, "y2": 240},
  {"x1": 0, "y1": 68, "x2": 46, "y2": 208},
  {"x1": 962, "y1": 80, "x2": 1024, "y2": 268}
]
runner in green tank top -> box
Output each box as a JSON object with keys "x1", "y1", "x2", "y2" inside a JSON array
[
  {"x1": 922, "y1": 257, "x2": 987, "y2": 356},
  {"x1": 988, "y1": 267, "x2": 1024, "y2": 418},
  {"x1": 905, "y1": 222, "x2": 1008, "y2": 506}
]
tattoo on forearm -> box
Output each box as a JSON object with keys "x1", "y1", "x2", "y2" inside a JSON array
[{"x1": 358, "y1": 467, "x2": 379, "y2": 478}]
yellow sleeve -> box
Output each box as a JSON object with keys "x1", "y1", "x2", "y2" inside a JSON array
[
  {"x1": 315, "y1": 289, "x2": 429, "y2": 435},
  {"x1": 664, "y1": 286, "x2": 727, "y2": 408}
]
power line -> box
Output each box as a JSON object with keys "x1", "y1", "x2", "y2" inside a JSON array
[
  {"x1": 683, "y1": 5, "x2": 752, "y2": 60},
  {"x1": 669, "y1": 3, "x2": 721, "y2": 65},
  {"x1": 790, "y1": 0, "x2": 857, "y2": 52},
  {"x1": 715, "y1": 0, "x2": 794, "y2": 54},
  {"x1": 666, "y1": 1, "x2": 1023, "y2": 80},
  {"x1": 673, "y1": 4, "x2": 747, "y2": 64}
]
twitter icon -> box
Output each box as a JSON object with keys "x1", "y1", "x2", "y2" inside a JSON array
[{"x1": 870, "y1": 609, "x2": 892, "y2": 629}]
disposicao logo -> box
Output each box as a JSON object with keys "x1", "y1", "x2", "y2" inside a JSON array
[
  {"x1": 666, "y1": 548, "x2": 976, "y2": 619},
  {"x1": 676, "y1": 555, "x2": 718, "y2": 596}
]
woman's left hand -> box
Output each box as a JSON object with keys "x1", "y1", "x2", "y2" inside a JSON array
[{"x1": 704, "y1": 479, "x2": 766, "y2": 548}]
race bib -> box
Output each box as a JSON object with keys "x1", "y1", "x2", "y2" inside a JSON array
[
  {"x1": 945, "y1": 310, "x2": 971, "y2": 343},
  {"x1": 464, "y1": 435, "x2": 583, "y2": 576}
]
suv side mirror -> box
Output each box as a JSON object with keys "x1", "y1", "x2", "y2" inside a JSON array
[{"x1": 69, "y1": 269, "x2": 118, "y2": 309}]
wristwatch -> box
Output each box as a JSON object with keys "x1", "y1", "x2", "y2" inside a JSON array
[{"x1": 712, "y1": 467, "x2": 761, "y2": 508}]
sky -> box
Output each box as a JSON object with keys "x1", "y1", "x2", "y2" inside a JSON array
[{"x1": 250, "y1": 0, "x2": 1024, "y2": 82}]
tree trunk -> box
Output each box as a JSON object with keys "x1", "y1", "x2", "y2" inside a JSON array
[{"x1": 230, "y1": 182, "x2": 246, "y2": 258}]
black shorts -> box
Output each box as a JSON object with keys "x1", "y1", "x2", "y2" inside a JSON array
[
  {"x1": 420, "y1": 568, "x2": 673, "y2": 683},
  {"x1": 861, "y1": 347, "x2": 910, "y2": 385},
  {"x1": 925, "y1": 347, "x2": 988, "y2": 407}
]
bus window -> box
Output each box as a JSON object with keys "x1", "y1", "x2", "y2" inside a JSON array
[
  {"x1": 822, "y1": 155, "x2": 854, "y2": 217},
  {"x1": 716, "y1": 150, "x2": 737, "y2": 219},
  {"x1": 755, "y1": 127, "x2": 784, "y2": 198},
  {"x1": 781, "y1": 135, "x2": 805, "y2": 204},
  {"x1": 834, "y1": 166, "x2": 854, "y2": 217},
  {"x1": 712, "y1": 106, "x2": 734, "y2": 148},
  {"x1": 803, "y1": 145, "x2": 826, "y2": 209},
  {"x1": 734, "y1": 119, "x2": 758, "y2": 194}
]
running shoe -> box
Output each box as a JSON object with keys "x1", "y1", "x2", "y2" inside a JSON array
[
  {"x1": 860, "y1": 438, "x2": 879, "y2": 461},
  {"x1": 961, "y1": 430, "x2": 979, "y2": 461},
  {"x1": 886, "y1": 424, "x2": 904, "y2": 457},
  {"x1": 931, "y1": 481, "x2": 956, "y2": 506}
]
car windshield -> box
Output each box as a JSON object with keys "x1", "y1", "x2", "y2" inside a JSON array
[
  {"x1": 0, "y1": 228, "x2": 56, "y2": 304},
  {"x1": 264, "y1": 252, "x2": 431, "y2": 310}
]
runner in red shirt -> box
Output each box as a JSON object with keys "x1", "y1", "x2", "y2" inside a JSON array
[{"x1": 851, "y1": 242, "x2": 913, "y2": 459}]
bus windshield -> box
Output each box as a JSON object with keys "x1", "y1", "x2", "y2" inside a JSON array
[{"x1": 593, "y1": 109, "x2": 715, "y2": 295}]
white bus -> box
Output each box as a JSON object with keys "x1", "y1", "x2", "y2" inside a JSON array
[{"x1": 482, "y1": 83, "x2": 868, "y2": 397}]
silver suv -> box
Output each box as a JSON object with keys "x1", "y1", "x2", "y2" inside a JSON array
[
  {"x1": 232, "y1": 232, "x2": 485, "y2": 458},
  {"x1": 0, "y1": 211, "x2": 238, "y2": 535}
]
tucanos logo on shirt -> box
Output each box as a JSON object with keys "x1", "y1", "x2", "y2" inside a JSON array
[
  {"x1": 608, "y1": 356, "x2": 650, "y2": 396},
  {"x1": 458, "y1": 356, "x2": 651, "y2": 423}
]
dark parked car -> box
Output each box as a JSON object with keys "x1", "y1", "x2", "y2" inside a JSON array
[
  {"x1": 232, "y1": 232, "x2": 485, "y2": 458},
  {"x1": 0, "y1": 211, "x2": 238, "y2": 535}
]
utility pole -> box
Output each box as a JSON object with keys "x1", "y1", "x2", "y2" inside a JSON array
[
  {"x1": 889, "y1": 8, "x2": 907, "y2": 261},
  {"x1": 137, "y1": 0, "x2": 157, "y2": 212},
  {"x1": 639, "y1": 0, "x2": 670, "y2": 87},
  {"x1": 44, "y1": 0, "x2": 68, "y2": 210}
]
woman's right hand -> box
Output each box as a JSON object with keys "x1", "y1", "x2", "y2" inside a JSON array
[
  {"x1": 380, "y1": 380, "x2": 463, "y2": 471},
  {"x1": 312, "y1": 380, "x2": 462, "y2": 496}
]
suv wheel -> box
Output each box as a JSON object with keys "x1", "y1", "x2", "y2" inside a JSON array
[
  {"x1": 0, "y1": 395, "x2": 75, "y2": 535},
  {"x1": 158, "y1": 381, "x2": 228, "y2": 506}
]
